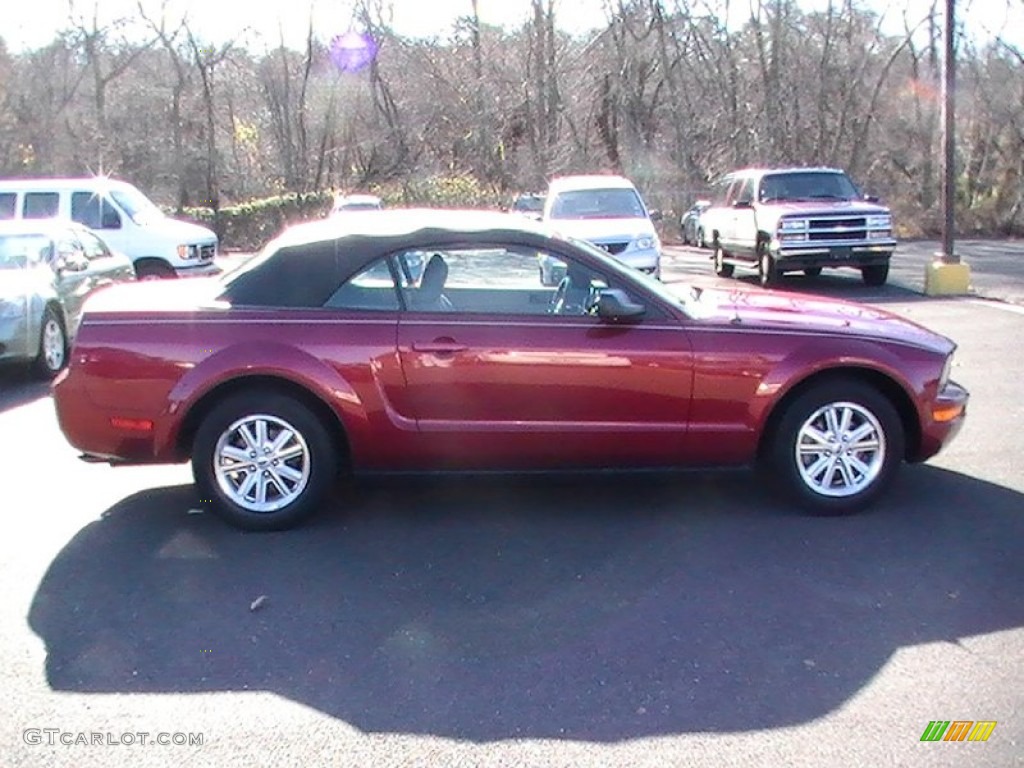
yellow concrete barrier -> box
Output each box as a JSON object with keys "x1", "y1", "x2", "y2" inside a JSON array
[{"x1": 924, "y1": 260, "x2": 972, "y2": 296}]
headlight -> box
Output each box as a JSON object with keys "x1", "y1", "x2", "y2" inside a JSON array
[
  {"x1": 635, "y1": 237, "x2": 656, "y2": 250},
  {"x1": 779, "y1": 219, "x2": 808, "y2": 231},
  {"x1": 177, "y1": 244, "x2": 199, "y2": 259},
  {"x1": 939, "y1": 354, "x2": 952, "y2": 390},
  {"x1": 867, "y1": 215, "x2": 892, "y2": 229}
]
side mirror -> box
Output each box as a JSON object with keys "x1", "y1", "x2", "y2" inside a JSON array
[
  {"x1": 101, "y1": 209, "x2": 122, "y2": 229},
  {"x1": 863, "y1": 194, "x2": 880, "y2": 203},
  {"x1": 595, "y1": 288, "x2": 645, "y2": 321},
  {"x1": 648, "y1": 209, "x2": 663, "y2": 222}
]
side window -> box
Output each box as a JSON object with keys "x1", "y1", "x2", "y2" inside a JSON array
[
  {"x1": 0, "y1": 193, "x2": 16, "y2": 219},
  {"x1": 23, "y1": 192, "x2": 60, "y2": 219},
  {"x1": 323, "y1": 256, "x2": 401, "y2": 311},
  {"x1": 397, "y1": 245, "x2": 629, "y2": 318},
  {"x1": 77, "y1": 230, "x2": 111, "y2": 260},
  {"x1": 71, "y1": 192, "x2": 101, "y2": 228},
  {"x1": 713, "y1": 177, "x2": 733, "y2": 205},
  {"x1": 734, "y1": 178, "x2": 756, "y2": 205}
]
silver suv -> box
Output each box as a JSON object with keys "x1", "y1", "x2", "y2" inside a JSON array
[{"x1": 701, "y1": 167, "x2": 897, "y2": 286}]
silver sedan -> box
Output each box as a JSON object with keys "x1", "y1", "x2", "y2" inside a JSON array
[{"x1": 0, "y1": 220, "x2": 135, "y2": 378}]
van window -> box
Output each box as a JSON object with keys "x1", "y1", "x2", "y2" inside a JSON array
[
  {"x1": 23, "y1": 192, "x2": 60, "y2": 219},
  {"x1": 0, "y1": 193, "x2": 15, "y2": 219},
  {"x1": 71, "y1": 192, "x2": 120, "y2": 229}
]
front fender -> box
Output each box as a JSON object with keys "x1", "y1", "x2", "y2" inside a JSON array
[{"x1": 751, "y1": 337, "x2": 927, "y2": 432}]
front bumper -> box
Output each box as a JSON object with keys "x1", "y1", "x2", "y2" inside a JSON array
[
  {"x1": 915, "y1": 379, "x2": 969, "y2": 462},
  {"x1": 173, "y1": 261, "x2": 222, "y2": 278},
  {"x1": 770, "y1": 241, "x2": 894, "y2": 270}
]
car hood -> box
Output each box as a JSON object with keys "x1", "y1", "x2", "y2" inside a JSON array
[
  {"x1": 686, "y1": 286, "x2": 954, "y2": 355},
  {"x1": 546, "y1": 217, "x2": 657, "y2": 242},
  {"x1": 81, "y1": 277, "x2": 226, "y2": 315},
  {"x1": 759, "y1": 199, "x2": 889, "y2": 223},
  {"x1": 137, "y1": 215, "x2": 218, "y2": 244}
]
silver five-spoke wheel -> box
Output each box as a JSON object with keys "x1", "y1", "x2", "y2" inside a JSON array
[
  {"x1": 795, "y1": 401, "x2": 885, "y2": 498},
  {"x1": 213, "y1": 414, "x2": 311, "y2": 513},
  {"x1": 42, "y1": 317, "x2": 66, "y2": 372}
]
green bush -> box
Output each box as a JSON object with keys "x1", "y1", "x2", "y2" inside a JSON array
[{"x1": 172, "y1": 176, "x2": 506, "y2": 250}]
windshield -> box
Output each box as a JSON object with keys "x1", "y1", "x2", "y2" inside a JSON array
[
  {"x1": 0, "y1": 234, "x2": 51, "y2": 271},
  {"x1": 109, "y1": 187, "x2": 165, "y2": 224},
  {"x1": 549, "y1": 188, "x2": 647, "y2": 220},
  {"x1": 759, "y1": 172, "x2": 861, "y2": 203}
]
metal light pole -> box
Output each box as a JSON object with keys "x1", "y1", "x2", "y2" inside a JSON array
[{"x1": 941, "y1": 0, "x2": 958, "y2": 264}]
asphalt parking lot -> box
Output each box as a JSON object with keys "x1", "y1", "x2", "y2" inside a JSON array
[{"x1": 2, "y1": 240, "x2": 1023, "y2": 767}]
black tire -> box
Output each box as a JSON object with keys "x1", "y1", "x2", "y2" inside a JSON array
[
  {"x1": 192, "y1": 391, "x2": 339, "y2": 531},
  {"x1": 135, "y1": 261, "x2": 176, "y2": 280},
  {"x1": 861, "y1": 264, "x2": 889, "y2": 286},
  {"x1": 762, "y1": 378, "x2": 905, "y2": 515},
  {"x1": 33, "y1": 306, "x2": 68, "y2": 379},
  {"x1": 758, "y1": 245, "x2": 778, "y2": 287},
  {"x1": 680, "y1": 223, "x2": 690, "y2": 245},
  {"x1": 803, "y1": 267, "x2": 822, "y2": 277},
  {"x1": 713, "y1": 242, "x2": 735, "y2": 277}
]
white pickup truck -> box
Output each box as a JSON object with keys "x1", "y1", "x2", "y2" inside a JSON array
[{"x1": 700, "y1": 167, "x2": 897, "y2": 286}]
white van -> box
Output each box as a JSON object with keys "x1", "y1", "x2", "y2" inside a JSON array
[{"x1": 0, "y1": 177, "x2": 219, "y2": 279}]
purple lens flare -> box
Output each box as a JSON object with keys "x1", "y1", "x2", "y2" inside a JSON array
[{"x1": 329, "y1": 31, "x2": 378, "y2": 73}]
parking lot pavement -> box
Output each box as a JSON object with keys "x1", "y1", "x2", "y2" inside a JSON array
[
  {"x1": 2, "y1": 286, "x2": 1022, "y2": 767},
  {"x1": 663, "y1": 239, "x2": 1024, "y2": 306}
]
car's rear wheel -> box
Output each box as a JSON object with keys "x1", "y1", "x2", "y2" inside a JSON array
[
  {"x1": 764, "y1": 379, "x2": 904, "y2": 514},
  {"x1": 192, "y1": 392, "x2": 337, "y2": 531},
  {"x1": 803, "y1": 267, "x2": 822, "y2": 277},
  {"x1": 861, "y1": 263, "x2": 889, "y2": 286},
  {"x1": 33, "y1": 306, "x2": 67, "y2": 379},
  {"x1": 713, "y1": 242, "x2": 734, "y2": 277}
]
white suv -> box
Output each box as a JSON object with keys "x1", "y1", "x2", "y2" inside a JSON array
[{"x1": 540, "y1": 175, "x2": 662, "y2": 285}]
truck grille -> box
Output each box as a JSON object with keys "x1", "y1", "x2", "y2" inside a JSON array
[
  {"x1": 806, "y1": 215, "x2": 867, "y2": 242},
  {"x1": 198, "y1": 244, "x2": 216, "y2": 261}
]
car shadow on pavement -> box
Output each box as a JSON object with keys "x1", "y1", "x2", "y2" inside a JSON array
[
  {"x1": 28, "y1": 466, "x2": 1024, "y2": 743},
  {"x1": 0, "y1": 367, "x2": 50, "y2": 414}
]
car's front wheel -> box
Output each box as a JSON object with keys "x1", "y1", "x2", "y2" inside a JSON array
[
  {"x1": 764, "y1": 379, "x2": 905, "y2": 514},
  {"x1": 192, "y1": 392, "x2": 338, "y2": 530}
]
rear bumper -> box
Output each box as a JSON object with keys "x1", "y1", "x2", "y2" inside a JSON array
[
  {"x1": 914, "y1": 380, "x2": 969, "y2": 462},
  {"x1": 52, "y1": 367, "x2": 174, "y2": 464}
]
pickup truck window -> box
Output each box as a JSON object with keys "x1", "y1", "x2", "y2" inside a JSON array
[{"x1": 760, "y1": 172, "x2": 860, "y2": 203}]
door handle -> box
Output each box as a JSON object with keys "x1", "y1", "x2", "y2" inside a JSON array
[{"x1": 412, "y1": 341, "x2": 468, "y2": 354}]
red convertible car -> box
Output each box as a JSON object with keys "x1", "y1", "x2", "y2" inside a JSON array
[{"x1": 53, "y1": 210, "x2": 968, "y2": 530}]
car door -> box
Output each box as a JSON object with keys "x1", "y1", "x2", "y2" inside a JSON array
[
  {"x1": 76, "y1": 228, "x2": 133, "y2": 290},
  {"x1": 730, "y1": 176, "x2": 759, "y2": 261},
  {"x1": 395, "y1": 242, "x2": 695, "y2": 470},
  {"x1": 50, "y1": 229, "x2": 92, "y2": 337}
]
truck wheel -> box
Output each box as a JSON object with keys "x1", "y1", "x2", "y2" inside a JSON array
[
  {"x1": 861, "y1": 264, "x2": 889, "y2": 286},
  {"x1": 713, "y1": 242, "x2": 734, "y2": 277},
  {"x1": 758, "y1": 247, "x2": 777, "y2": 287},
  {"x1": 135, "y1": 261, "x2": 176, "y2": 280}
]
